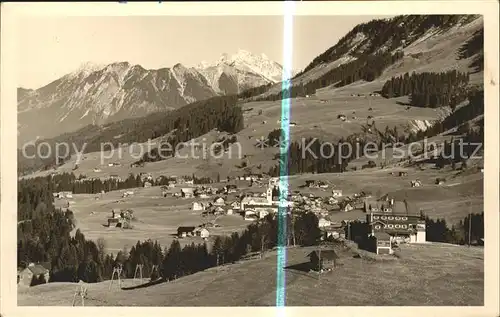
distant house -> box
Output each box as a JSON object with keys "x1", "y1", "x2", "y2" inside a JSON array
[
  {"x1": 332, "y1": 189, "x2": 343, "y2": 197},
  {"x1": 328, "y1": 197, "x2": 339, "y2": 205},
  {"x1": 411, "y1": 180, "x2": 422, "y2": 187},
  {"x1": 177, "y1": 226, "x2": 196, "y2": 238},
  {"x1": 214, "y1": 206, "x2": 225, "y2": 215},
  {"x1": 230, "y1": 201, "x2": 241, "y2": 210},
  {"x1": 318, "y1": 218, "x2": 332, "y2": 228},
  {"x1": 195, "y1": 227, "x2": 210, "y2": 239},
  {"x1": 93, "y1": 168, "x2": 101, "y2": 173},
  {"x1": 192, "y1": 202, "x2": 206, "y2": 211},
  {"x1": 325, "y1": 223, "x2": 345, "y2": 239},
  {"x1": 18, "y1": 262, "x2": 51, "y2": 287},
  {"x1": 181, "y1": 188, "x2": 194, "y2": 198},
  {"x1": 213, "y1": 197, "x2": 225, "y2": 206},
  {"x1": 244, "y1": 210, "x2": 258, "y2": 221},
  {"x1": 340, "y1": 202, "x2": 354, "y2": 212},
  {"x1": 370, "y1": 231, "x2": 393, "y2": 255},
  {"x1": 240, "y1": 196, "x2": 271, "y2": 210},
  {"x1": 144, "y1": 182, "x2": 152, "y2": 188},
  {"x1": 258, "y1": 209, "x2": 270, "y2": 219},
  {"x1": 307, "y1": 250, "x2": 339, "y2": 271},
  {"x1": 435, "y1": 178, "x2": 446, "y2": 185}
]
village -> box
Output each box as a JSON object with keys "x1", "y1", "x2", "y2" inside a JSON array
[
  {"x1": 50, "y1": 171, "x2": 428, "y2": 258},
  {"x1": 17, "y1": 169, "x2": 443, "y2": 293}
]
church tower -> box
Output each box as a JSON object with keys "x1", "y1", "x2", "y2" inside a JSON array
[{"x1": 266, "y1": 186, "x2": 273, "y2": 203}]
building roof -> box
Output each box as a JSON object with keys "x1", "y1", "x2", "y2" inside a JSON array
[
  {"x1": 307, "y1": 249, "x2": 339, "y2": 260},
  {"x1": 374, "y1": 232, "x2": 391, "y2": 241},
  {"x1": 241, "y1": 197, "x2": 269, "y2": 205},
  {"x1": 181, "y1": 188, "x2": 194, "y2": 194},
  {"x1": 27, "y1": 262, "x2": 51, "y2": 276},
  {"x1": 366, "y1": 199, "x2": 420, "y2": 217},
  {"x1": 177, "y1": 226, "x2": 196, "y2": 233}
]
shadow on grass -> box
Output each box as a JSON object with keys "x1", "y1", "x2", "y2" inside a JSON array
[
  {"x1": 396, "y1": 101, "x2": 411, "y2": 106},
  {"x1": 121, "y1": 278, "x2": 165, "y2": 291},
  {"x1": 285, "y1": 262, "x2": 313, "y2": 273},
  {"x1": 284, "y1": 262, "x2": 319, "y2": 281}
]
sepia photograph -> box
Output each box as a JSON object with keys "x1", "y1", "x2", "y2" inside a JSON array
[{"x1": 1, "y1": 1, "x2": 499, "y2": 315}]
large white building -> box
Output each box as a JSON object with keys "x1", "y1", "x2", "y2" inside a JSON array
[{"x1": 240, "y1": 177, "x2": 293, "y2": 219}]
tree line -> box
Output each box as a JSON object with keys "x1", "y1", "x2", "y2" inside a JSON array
[
  {"x1": 424, "y1": 212, "x2": 484, "y2": 245},
  {"x1": 18, "y1": 178, "x2": 106, "y2": 283},
  {"x1": 381, "y1": 70, "x2": 470, "y2": 109},
  {"x1": 457, "y1": 28, "x2": 483, "y2": 73}
]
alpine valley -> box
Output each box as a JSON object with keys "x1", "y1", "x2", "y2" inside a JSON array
[{"x1": 17, "y1": 49, "x2": 286, "y2": 144}]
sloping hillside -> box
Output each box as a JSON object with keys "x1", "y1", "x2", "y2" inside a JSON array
[
  {"x1": 18, "y1": 243, "x2": 483, "y2": 306},
  {"x1": 255, "y1": 15, "x2": 483, "y2": 99}
]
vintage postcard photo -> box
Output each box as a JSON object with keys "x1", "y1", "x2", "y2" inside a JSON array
[{"x1": 1, "y1": 1, "x2": 499, "y2": 316}]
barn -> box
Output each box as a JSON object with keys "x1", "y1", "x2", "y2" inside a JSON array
[
  {"x1": 18, "y1": 262, "x2": 51, "y2": 287},
  {"x1": 307, "y1": 249, "x2": 339, "y2": 271},
  {"x1": 177, "y1": 226, "x2": 196, "y2": 238}
]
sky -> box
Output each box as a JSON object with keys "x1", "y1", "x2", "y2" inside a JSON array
[{"x1": 18, "y1": 15, "x2": 389, "y2": 89}]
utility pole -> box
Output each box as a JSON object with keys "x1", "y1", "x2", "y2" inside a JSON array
[
  {"x1": 318, "y1": 247, "x2": 322, "y2": 283},
  {"x1": 468, "y1": 212, "x2": 472, "y2": 247}
]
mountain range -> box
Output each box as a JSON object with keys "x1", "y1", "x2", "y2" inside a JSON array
[
  {"x1": 17, "y1": 14, "x2": 483, "y2": 154},
  {"x1": 17, "y1": 49, "x2": 286, "y2": 144}
]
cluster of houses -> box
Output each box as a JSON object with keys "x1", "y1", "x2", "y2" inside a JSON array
[{"x1": 168, "y1": 177, "x2": 294, "y2": 222}]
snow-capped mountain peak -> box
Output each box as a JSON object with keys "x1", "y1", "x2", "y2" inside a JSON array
[
  {"x1": 70, "y1": 61, "x2": 106, "y2": 77},
  {"x1": 198, "y1": 49, "x2": 286, "y2": 84}
]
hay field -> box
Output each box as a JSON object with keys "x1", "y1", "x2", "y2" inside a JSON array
[
  {"x1": 58, "y1": 186, "x2": 249, "y2": 253},
  {"x1": 18, "y1": 242, "x2": 483, "y2": 306}
]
